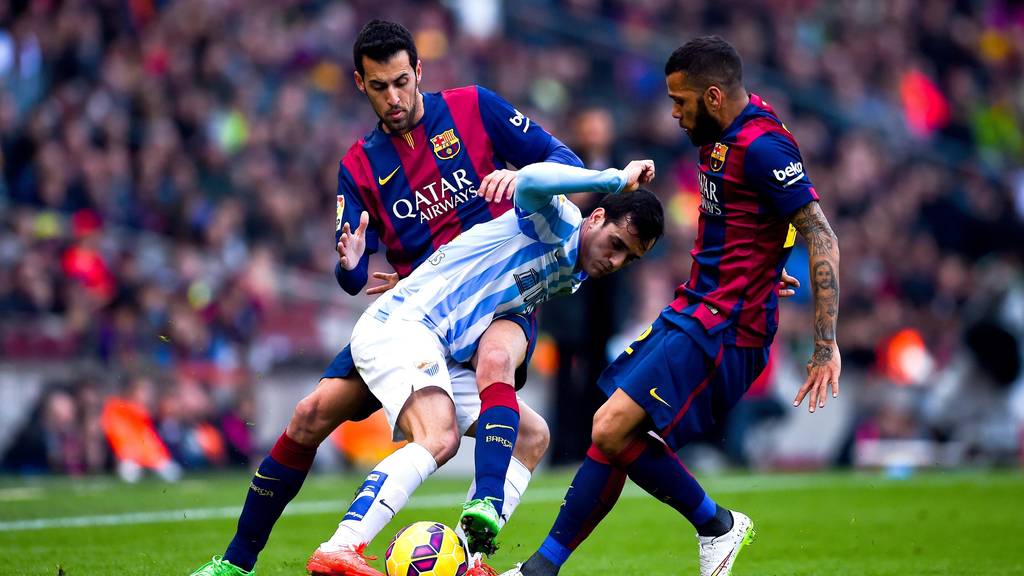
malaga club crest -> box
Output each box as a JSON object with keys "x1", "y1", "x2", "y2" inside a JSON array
[
  {"x1": 514, "y1": 268, "x2": 545, "y2": 313},
  {"x1": 710, "y1": 142, "x2": 729, "y2": 172},
  {"x1": 431, "y1": 129, "x2": 461, "y2": 160}
]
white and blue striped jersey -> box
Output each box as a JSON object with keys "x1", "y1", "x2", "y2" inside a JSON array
[{"x1": 364, "y1": 162, "x2": 627, "y2": 362}]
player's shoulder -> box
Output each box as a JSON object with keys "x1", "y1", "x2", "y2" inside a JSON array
[
  {"x1": 745, "y1": 127, "x2": 797, "y2": 154},
  {"x1": 338, "y1": 138, "x2": 367, "y2": 167},
  {"x1": 516, "y1": 194, "x2": 581, "y2": 222},
  {"x1": 727, "y1": 94, "x2": 775, "y2": 133},
  {"x1": 739, "y1": 117, "x2": 801, "y2": 169},
  {"x1": 440, "y1": 84, "x2": 510, "y2": 107},
  {"x1": 739, "y1": 123, "x2": 812, "y2": 190},
  {"x1": 733, "y1": 113, "x2": 785, "y2": 141},
  {"x1": 338, "y1": 135, "x2": 382, "y2": 185},
  {"x1": 434, "y1": 84, "x2": 485, "y2": 107},
  {"x1": 548, "y1": 194, "x2": 584, "y2": 225}
]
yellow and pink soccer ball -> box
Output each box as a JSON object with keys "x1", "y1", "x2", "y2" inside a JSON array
[{"x1": 384, "y1": 521, "x2": 468, "y2": 576}]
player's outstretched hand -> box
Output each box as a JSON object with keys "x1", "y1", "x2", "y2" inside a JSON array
[
  {"x1": 479, "y1": 169, "x2": 517, "y2": 203},
  {"x1": 337, "y1": 210, "x2": 369, "y2": 271},
  {"x1": 778, "y1": 268, "x2": 800, "y2": 298},
  {"x1": 622, "y1": 159, "x2": 655, "y2": 193},
  {"x1": 793, "y1": 341, "x2": 841, "y2": 413},
  {"x1": 366, "y1": 272, "x2": 399, "y2": 295}
]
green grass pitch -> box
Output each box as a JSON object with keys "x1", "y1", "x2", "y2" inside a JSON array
[{"x1": 1, "y1": 470, "x2": 1022, "y2": 575}]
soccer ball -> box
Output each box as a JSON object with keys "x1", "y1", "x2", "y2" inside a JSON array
[{"x1": 385, "y1": 521, "x2": 468, "y2": 576}]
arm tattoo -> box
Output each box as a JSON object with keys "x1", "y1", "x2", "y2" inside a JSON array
[
  {"x1": 812, "y1": 261, "x2": 837, "y2": 340},
  {"x1": 811, "y1": 344, "x2": 833, "y2": 366},
  {"x1": 793, "y1": 202, "x2": 840, "y2": 350},
  {"x1": 791, "y1": 202, "x2": 836, "y2": 257}
]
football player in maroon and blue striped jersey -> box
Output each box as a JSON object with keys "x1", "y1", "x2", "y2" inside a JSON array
[
  {"x1": 190, "y1": 20, "x2": 582, "y2": 576},
  {"x1": 502, "y1": 36, "x2": 841, "y2": 576}
]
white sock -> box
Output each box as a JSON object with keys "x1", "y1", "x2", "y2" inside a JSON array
[
  {"x1": 322, "y1": 443, "x2": 437, "y2": 550},
  {"x1": 500, "y1": 456, "x2": 532, "y2": 525},
  {"x1": 458, "y1": 456, "x2": 533, "y2": 533}
]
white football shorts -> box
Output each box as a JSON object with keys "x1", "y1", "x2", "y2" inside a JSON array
[{"x1": 350, "y1": 312, "x2": 480, "y2": 441}]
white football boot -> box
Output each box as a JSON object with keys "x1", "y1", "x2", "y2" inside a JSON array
[
  {"x1": 497, "y1": 564, "x2": 523, "y2": 576},
  {"x1": 698, "y1": 511, "x2": 755, "y2": 576}
]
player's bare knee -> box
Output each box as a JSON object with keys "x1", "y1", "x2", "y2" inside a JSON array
[
  {"x1": 287, "y1": 392, "x2": 326, "y2": 445},
  {"x1": 591, "y1": 410, "x2": 627, "y2": 458},
  {"x1": 591, "y1": 428, "x2": 622, "y2": 459},
  {"x1": 475, "y1": 346, "x2": 515, "y2": 385},
  {"x1": 402, "y1": 391, "x2": 460, "y2": 464}
]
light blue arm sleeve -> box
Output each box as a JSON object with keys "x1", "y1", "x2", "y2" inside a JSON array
[{"x1": 514, "y1": 162, "x2": 627, "y2": 213}]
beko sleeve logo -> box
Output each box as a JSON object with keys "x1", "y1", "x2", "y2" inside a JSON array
[{"x1": 772, "y1": 161, "x2": 804, "y2": 187}]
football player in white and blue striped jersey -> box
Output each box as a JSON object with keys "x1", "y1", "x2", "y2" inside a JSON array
[
  {"x1": 367, "y1": 162, "x2": 638, "y2": 364},
  {"x1": 316, "y1": 160, "x2": 663, "y2": 564}
]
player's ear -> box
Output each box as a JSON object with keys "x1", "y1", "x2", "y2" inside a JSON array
[
  {"x1": 590, "y1": 207, "x2": 606, "y2": 227},
  {"x1": 705, "y1": 85, "x2": 722, "y2": 113},
  {"x1": 415, "y1": 60, "x2": 422, "y2": 83},
  {"x1": 354, "y1": 71, "x2": 366, "y2": 94}
]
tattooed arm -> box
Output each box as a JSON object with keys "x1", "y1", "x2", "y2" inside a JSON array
[{"x1": 790, "y1": 201, "x2": 841, "y2": 413}]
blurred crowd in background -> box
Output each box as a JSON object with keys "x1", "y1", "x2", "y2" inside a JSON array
[{"x1": 1, "y1": 0, "x2": 1022, "y2": 478}]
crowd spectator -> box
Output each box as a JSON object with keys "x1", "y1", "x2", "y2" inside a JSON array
[{"x1": 1, "y1": 0, "x2": 1022, "y2": 474}]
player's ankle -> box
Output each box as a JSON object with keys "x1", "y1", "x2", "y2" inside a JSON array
[
  {"x1": 696, "y1": 505, "x2": 734, "y2": 537},
  {"x1": 521, "y1": 552, "x2": 559, "y2": 576},
  {"x1": 321, "y1": 525, "x2": 364, "y2": 552}
]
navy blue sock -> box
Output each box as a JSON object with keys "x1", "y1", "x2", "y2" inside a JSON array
[
  {"x1": 522, "y1": 544, "x2": 564, "y2": 575},
  {"x1": 621, "y1": 436, "x2": 717, "y2": 528},
  {"x1": 224, "y1": 433, "x2": 316, "y2": 571},
  {"x1": 472, "y1": 383, "x2": 519, "y2": 512},
  {"x1": 696, "y1": 503, "x2": 735, "y2": 537},
  {"x1": 539, "y1": 445, "x2": 626, "y2": 566}
]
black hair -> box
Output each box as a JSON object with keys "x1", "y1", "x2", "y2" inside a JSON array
[
  {"x1": 664, "y1": 36, "x2": 743, "y2": 93},
  {"x1": 353, "y1": 20, "x2": 418, "y2": 76},
  {"x1": 598, "y1": 189, "x2": 664, "y2": 248}
]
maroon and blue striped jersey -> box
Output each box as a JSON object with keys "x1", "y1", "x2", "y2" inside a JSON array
[
  {"x1": 334, "y1": 85, "x2": 582, "y2": 294},
  {"x1": 668, "y1": 93, "x2": 819, "y2": 347}
]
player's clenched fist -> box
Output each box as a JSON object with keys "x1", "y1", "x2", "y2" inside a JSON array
[
  {"x1": 337, "y1": 210, "x2": 369, "y2": 270},
  {"x1": 478, "y1": 168, "x2": 517, "y2": 203},
  {"x1": 622, "y1": 159, "x2": 655, "y2": 193}
]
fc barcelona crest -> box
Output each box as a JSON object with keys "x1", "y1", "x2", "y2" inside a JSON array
[
  {"x1": 431, "y1": 129, "x2": 461, "y2": 160},
  {"x1": 710, "y1": 142, "x2": 728, "y2": 172}
]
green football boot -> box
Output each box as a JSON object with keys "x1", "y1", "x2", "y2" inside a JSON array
[
  {"x1": 189, "y1": 556, "x2": 254, "y2": 576},
  {"x1": 459, "y1": 497, "x2": 502, "y2": 556}
]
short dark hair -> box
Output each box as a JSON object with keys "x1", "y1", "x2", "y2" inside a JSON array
[
  {"x1": 598, "y1": 189, "x2": 664, "y2": 248},
  {"x1": 664, "y1": 36, "x2": 743, "y2": 93},
  {"x1": 353, "y1": 20, "x2": 418, "y2": 76}
]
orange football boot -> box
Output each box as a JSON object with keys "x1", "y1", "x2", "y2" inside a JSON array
[
  {"x1": 465, "y1": 554, "x2": 498, "y2": 576},
  {"x1": 306, "y1": 544, "x2": 383, "y2": 576}
]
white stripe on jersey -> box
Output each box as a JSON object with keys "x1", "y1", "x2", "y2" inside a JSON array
[{"x1": 365, "y1": 195, "x2": 583, "y2": 362}]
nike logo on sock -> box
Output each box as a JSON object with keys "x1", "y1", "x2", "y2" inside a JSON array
[
  {"x1": 254, "y1": 471, "x2": 280, "y2": 481},
  {"x1": 484, "y1": 423, "x2": 515, "y2": 431}
]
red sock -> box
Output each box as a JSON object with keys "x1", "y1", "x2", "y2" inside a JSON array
[{"x1": 269, "y1": 432, "x2": 317, "y2": 471}]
